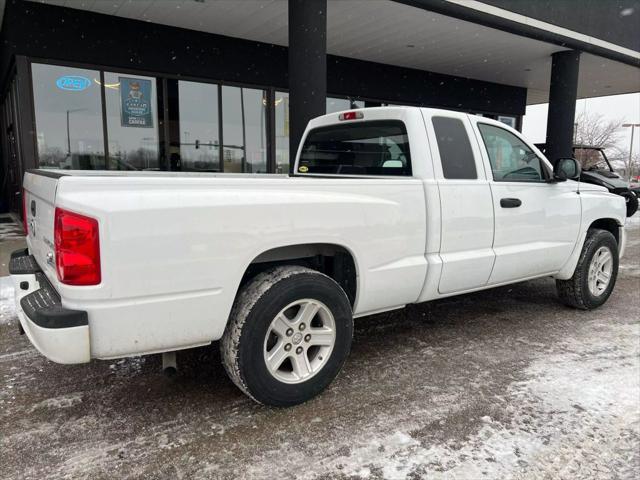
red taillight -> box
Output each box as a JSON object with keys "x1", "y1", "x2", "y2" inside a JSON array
[
  {"x1": 339, "y1": 111, "x2": 364, "y2": 121},
  {"x1": 22, "y1": 189, "x2": 29, "y2": 235},
  {"x1": 54, "y1": 208, "x2": 101, "y2": 286}
]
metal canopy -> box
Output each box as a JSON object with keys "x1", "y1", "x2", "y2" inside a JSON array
[{"x1": 30, "y1": 0, "x2": 640, "y2": 105}]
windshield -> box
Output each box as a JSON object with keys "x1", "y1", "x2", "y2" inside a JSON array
[
  {"x1": 298, "y1": 120, "x2": 412, "y2": 176},
  {"x1": 573, "y1": 148, "x2": 611, "y2": 171}
]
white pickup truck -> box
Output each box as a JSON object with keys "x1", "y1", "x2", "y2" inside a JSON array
[{"x1": 12, "y1": 107, "x2": 626, "y2": 406}]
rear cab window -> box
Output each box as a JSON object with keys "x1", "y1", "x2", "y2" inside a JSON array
[{"x1": 298, "y1": 120, "x2": 412, "y2": 176}]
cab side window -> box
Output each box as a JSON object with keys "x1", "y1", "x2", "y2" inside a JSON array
[
  {"x1": 432, "y1": 116, "x2": 477, "y2": 179},
  {"x1": 478, "y1": 123, "x2": 546, "y2": 182}
]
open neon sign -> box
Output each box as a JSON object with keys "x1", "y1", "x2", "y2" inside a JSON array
[{"x1": 56, "y1": 76, "x2": 91, "y2": 91}]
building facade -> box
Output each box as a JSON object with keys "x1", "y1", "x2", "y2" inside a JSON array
[{"x1": 1, "y1": 0, "x2": 638, "y2": 214}]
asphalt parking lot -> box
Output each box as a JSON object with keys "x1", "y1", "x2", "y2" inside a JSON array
[{"x1": 1, "y1": 217, "x2": 639, "y2": 480}]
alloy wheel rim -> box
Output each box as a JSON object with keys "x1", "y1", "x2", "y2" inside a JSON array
[
  {"x1": 263, "y1": 299, "x2": 336, "y2": 384},
  {"x1": 587, "y1": 246, "x2": 613, "y2": 297}
]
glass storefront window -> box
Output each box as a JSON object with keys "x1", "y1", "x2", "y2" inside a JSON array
[
  {"x1": 178, "y1": 81, "x2": 220, "y2": 171},
  {"x1": 326, "y1": 97, "x2": 350, "y2": 114},
  {"x1": 34, "y1": 63, "x2": 490, "y2": 176},
  {"x1": 326, "y1": 97, "x2": 364, "y2": 114},
  {"x1": 275, "y1": 91, "x2": 290, "y2": 173},
  {"x1": 221, "y1": 85, "x2": 267, "y2": 173},
  {"x1": 32, "y1": 63, "x2": 105, "y2": 169},
  {"x1": 104, "y1": 72, "x2": 159, "y2": 170},
  {"x1": 273, "y1": 95, "x2": 364, "y2": 174}
]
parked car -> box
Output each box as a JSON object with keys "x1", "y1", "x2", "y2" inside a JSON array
[
  {"x1": 536, "y1": 144, "x2": 638, "y2": 217},
  {"x1": 12, "y1": 107, "x2": 627, "y2": 406},
  {"x1": 629, "y1": 177, "x2": 640, "y2": 200}
]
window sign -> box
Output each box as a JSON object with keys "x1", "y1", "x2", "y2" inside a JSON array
[
  {"x1": 497, "y1": 115, "x2": 516, "y2": 129},
  {"x1": 120, "y1": 77, "x2": 153, "y2": 128},
  {"x1": 56, "y1": 76, "x2": 91, "y2": 92},
  {"x1": 106, "y1": 72, "x2": 159, "y2": 170}
]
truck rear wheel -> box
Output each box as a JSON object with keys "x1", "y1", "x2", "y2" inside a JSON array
[
  {"x1": 221, "y1": 266, "x2": 353, "y2": 406},
  {"x1": 556, "y1": 228, "x2": 619, "y2": 310}
]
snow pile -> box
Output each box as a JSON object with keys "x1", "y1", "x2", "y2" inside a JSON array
[
  {"x1": 0, "y1": 276, "x2": 16, "y2": 325},
  {"x1": 627, "y1": 212, "x2": 640, "y2": 226}
]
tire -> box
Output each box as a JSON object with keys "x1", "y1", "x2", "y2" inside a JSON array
[
  {"x1": 221, "y1": 266, "x2": 353, "y2": 406},
  {"x1": 620, "y1": 190, "x2": 638, "y2": 218},
  {"x1": 556, "y1": 228, "x2": 619, "y2": 310}
]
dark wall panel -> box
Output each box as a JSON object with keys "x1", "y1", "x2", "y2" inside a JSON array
[
  {"x1": 483, "y1": 0, "x2": 639, "y2": 53},
  {"x1": 0, "y1": 0, "x2": 526, "y2": 115},
  {"x1": 328, "y1": 55, "x2": 526, "y2": 115}
]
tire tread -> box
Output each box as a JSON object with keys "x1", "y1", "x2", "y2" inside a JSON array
[
  {"x1": 221, "y1": 265, "x2": 346, "y2": 405},
  {"x1": 556, "y1": 228, "x2": 617, "y2": 310}
]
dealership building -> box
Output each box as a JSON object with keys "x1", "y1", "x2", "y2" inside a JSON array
[{"x1": 0, "y1": 0, "x2": 638, "y2": 213}]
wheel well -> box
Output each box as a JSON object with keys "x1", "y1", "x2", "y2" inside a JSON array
[
  {"x1": 241, "y1": 243, "x2": 357, "y2": 306},
  {"x1": 589, "y1": 218, "x2": 620, "y2": 244}
]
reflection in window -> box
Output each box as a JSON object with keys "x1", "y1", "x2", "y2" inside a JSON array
[
  {"x1": 222, "y1": 86, "x2": 267, "y2": 173},
  {"x1": 275, "y1": 91, "x2": 289, "y2": 173},
  {"x1": 32, "y1": 63, "x2": 105, "y2": 169},
  {"x1": 478, "y1": 123, "x2": 544, "y2": 182},
  {"x1": 104, "y1": 72, "x2": 159, "y2": 170},
  {"x1": 179, "y1": 81, "x2": 220, "y2": 171}
]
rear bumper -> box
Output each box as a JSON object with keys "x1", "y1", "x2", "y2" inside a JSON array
[{"x1": 9, "y1": 249, "x2": 90, "y2": 364}]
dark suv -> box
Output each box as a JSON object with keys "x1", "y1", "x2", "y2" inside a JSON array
[{"x1": 536, "y1": 144, "x2": 638, "y2": 217}]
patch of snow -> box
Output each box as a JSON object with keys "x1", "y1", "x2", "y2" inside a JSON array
[
  {"x1": 241, "y1": 322, "x2": 640, "y2": 480},
  {"x1": 0, "y1": 276, "x2": 16, "y2": 325},
  {"x1": 29, "y1": 393, "x2": 83, "y2": 412},
  {"x1": 626, "y1": 212, "x2": 640, "y2": 226}
]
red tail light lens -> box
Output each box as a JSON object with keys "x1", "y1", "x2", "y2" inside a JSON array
[
  {"x1": 54, "y1": 208, "x2": 101, "y2": 285},
  {"x1": 339, "y1": 111, "x2": 364, "y2": 121},
  {"x1": 22, "y1": 189, "x2": 28, "y2": 235}
]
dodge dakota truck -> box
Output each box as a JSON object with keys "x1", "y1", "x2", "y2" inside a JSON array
[{"x1": 11, "y1": 107, "x2": 627, "y2": 406}]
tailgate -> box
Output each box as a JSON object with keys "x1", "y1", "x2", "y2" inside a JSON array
[{"x1": 23, "y1": 171, "x2": 61, "y2": 283}]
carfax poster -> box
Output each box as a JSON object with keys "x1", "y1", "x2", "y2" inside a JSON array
[{"x1": 120, "y1": 77, "x2": 153, "y2": 128}]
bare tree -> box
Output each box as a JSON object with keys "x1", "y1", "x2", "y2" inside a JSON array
[{"x1": 574, "y1": 112, "x2": 624, "y2": 152}]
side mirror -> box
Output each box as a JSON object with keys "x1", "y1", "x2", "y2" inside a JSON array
[{"x1": 552, "y1": 157, "x2": 581, "y2": 182}]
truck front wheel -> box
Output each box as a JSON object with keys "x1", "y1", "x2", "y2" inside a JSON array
[
  {"x1": 556, "y1": 228, "x2": 619, "y2": 310},
  {"x1": 221, "y1": 266, "x2": 353, "y2": 406}
]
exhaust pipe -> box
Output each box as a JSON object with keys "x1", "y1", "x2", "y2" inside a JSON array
[{"x1": 162, "y1": 351, "x2": 177, "y2": 377}]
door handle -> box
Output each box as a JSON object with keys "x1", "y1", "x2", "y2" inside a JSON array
[{"x1": 500, "y1": 198, "x2": 522, "y2": 208}]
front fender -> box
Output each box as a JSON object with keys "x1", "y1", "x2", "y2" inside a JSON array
[{"x1": 555, "y1": 189, "x2": 625, "y2": 280}]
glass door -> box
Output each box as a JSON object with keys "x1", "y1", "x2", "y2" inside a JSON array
[
  {"x1": 221, "y1": 85, "x2": 267, "y2": 173},
  {"x1": 2, "y1": 79, "x2": 25, "y2": 214},
  {"x1": 178, "y1": 81, "x2": 220, "y2": 172}
]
